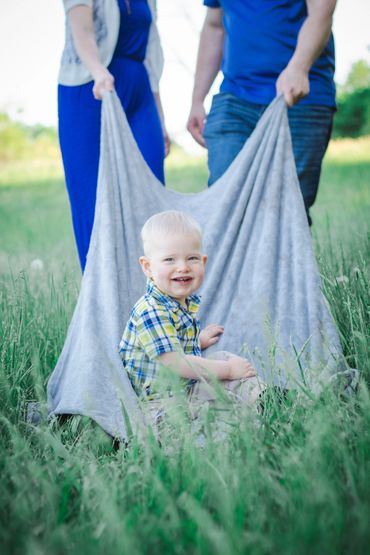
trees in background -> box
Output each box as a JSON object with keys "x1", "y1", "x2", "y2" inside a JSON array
[
  {"x1": 333, "y1": 59, "x2": 370, "y2": 138},
  {"x1": 1, "y1": 59, "x2": 370, "y2": 159},
  {"x1": 0, "y1": 113, "x2": 58, "y2": 161}
]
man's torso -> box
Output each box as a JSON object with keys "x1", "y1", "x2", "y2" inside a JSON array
[{"x1": 204, "y1": 0, "x2": 336, "y2": 106}]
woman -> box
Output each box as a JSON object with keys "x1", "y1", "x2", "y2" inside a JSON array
[{"x1": 58, "y1": 0, "x2": 168, "y2": 270}]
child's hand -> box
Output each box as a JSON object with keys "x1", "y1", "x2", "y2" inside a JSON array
[
  {"x1": 228, "y1": 356, "x2": 256, "y2": 380},
  {"x1": 200, "y1": 324, "x2": 224, "y2": 350}
]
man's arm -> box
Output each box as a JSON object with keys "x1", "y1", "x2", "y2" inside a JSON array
[
  {"x1": 276, "y1": 0, "x2": 337, "y2": 106},
  {"x1": 187, "y1": 8, "x2": 224, "y2": 146}
]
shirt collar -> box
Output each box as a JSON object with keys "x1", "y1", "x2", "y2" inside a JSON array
[{"x1": 146, "y1": 280, "x2": 201, "y2": 315}]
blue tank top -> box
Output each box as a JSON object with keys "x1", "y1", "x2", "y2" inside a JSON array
[
  {"x1": 204, "y1": 0, "x2": 336, "y2": 107},
  {"x1": 113, "y1": 0, "x2": 152, "y2": 61}
]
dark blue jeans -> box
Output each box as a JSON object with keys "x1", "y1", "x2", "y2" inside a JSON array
[{"x1": 203, "y1": 93, "x2": 335, "y2": 225}]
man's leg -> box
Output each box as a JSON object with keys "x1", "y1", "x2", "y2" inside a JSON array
[
  {"x1": 203, "y1": 93, "x2": 265, "y2": 185},
  {"x1": 204, "y1": 94, "x2": 334, "y2": 225},
  {"x1": 288, "y1": 104, "x2": 335, "y2": 225}
]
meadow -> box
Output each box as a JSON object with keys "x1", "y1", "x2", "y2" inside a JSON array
[{"x1": 0, "y1": 137, "x2": 369, "y2": 554}]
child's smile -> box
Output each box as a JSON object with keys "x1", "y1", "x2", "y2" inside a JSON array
[{"x1": 140, "y1": 233, "x2": 207, "y2": 305}]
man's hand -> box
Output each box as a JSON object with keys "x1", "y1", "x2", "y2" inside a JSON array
[
  {"x1": 187, "y1": 101, "x2": 207, "y2": 147},
  {"x1": 276, "y1": 63, "x2": 309, "y2": 107},
  {"x1": 199, "y1": 323, "x2": 224, "y2": 349},
  {"x1": 228, "y1": 355, "x2": 256, "y2": 380},
  {"x1": 276, "y1": 0, "x2": 337, "y2": 107}
]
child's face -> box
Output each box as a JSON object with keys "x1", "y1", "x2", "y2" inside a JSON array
[{"x1": 139, "y1": 233, "x2": 207, "y2": 305}]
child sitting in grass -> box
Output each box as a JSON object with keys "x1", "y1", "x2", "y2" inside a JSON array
[{"x1": 119, "y1": 210, "x2": 263, "y2": 409}]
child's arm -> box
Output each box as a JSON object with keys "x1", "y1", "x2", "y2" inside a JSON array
[{"x1": 158, "y1": 352, "x2": 255, "y2": 381}]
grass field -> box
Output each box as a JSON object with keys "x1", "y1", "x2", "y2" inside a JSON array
[{"x1": 0, "y1": 137, "x2": 369, "y2": 554}]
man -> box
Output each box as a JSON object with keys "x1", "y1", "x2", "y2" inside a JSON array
[{"x1": 187, "y1": 0, "x2": 337, "y2": 225}]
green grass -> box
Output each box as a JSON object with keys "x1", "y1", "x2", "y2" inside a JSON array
[{"x1": 0, "y1": 139, "x2": 369, "y2": 554}]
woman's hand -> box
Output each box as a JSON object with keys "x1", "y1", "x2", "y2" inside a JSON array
[
  {"x1": 200, "y1": 323, "x2": 224, "y2": 350},
  {"x1": 153, "y1": 92, "x2": 170, "y2": 157},
  {"x1": 163, "y1": 128, "x2": 171, "y2": 157},
  {"x1": 92, "y1": 66, "x2": 115, "y2": 100}
]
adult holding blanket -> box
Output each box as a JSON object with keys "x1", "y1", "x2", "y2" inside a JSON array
[
  {"x1": 187, "y1": 0, "x2": 337, "y2": 226},
  {"x1": 58, "y1": 0, "x2": 168, "y2": 270}
]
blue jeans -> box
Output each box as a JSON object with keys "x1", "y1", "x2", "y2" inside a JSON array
[{"x1": 203, "y1": 93, "x2": 335, "y2": 225}]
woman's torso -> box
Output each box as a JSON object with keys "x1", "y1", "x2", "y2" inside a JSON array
[
  {"x1": 113, "y1": 0, "x2": 152, "y2": 61},
  {"x1": 58, "y1": 0, "x2": 162, "y2": 88}
]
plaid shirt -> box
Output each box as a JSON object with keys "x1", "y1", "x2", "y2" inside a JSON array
[{"x1": 119, "y1": 280, "x2": 201, "y2": 397}]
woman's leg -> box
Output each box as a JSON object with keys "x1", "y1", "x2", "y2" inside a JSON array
[
  {"x1": 128, "y1": 100, "x2": 165, "y2": 184},
  {"x1": 112, "y1": 57, "x2": 165, "y2": 184},
  {"x1": 58, "y1": 61, "x2": 165, "y2": 271},
  {"x1": 58, "y1": 83, "x2": 102, "y2": 270}
]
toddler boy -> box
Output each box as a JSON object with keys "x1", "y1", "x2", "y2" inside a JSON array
[{"x1": 119, "y1": 210, "x2": 263, "y2": 408}]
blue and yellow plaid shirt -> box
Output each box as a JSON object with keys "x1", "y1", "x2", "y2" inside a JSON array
[{"x1": 119, "y1": 280, "x2": 202, "y2": 397}]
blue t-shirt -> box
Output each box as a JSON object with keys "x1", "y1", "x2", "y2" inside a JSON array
[{"x1": 204, "y1": 0, "x2": 336, "y2": 107}]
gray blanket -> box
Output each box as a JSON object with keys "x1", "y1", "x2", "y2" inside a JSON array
[{"x1": 47, "y1": 91, "x2": 353, "y2": 439}]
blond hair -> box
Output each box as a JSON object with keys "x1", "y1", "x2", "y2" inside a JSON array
[{"x1": 141, "y1": 210, "x2": 202, "y2": 255}]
